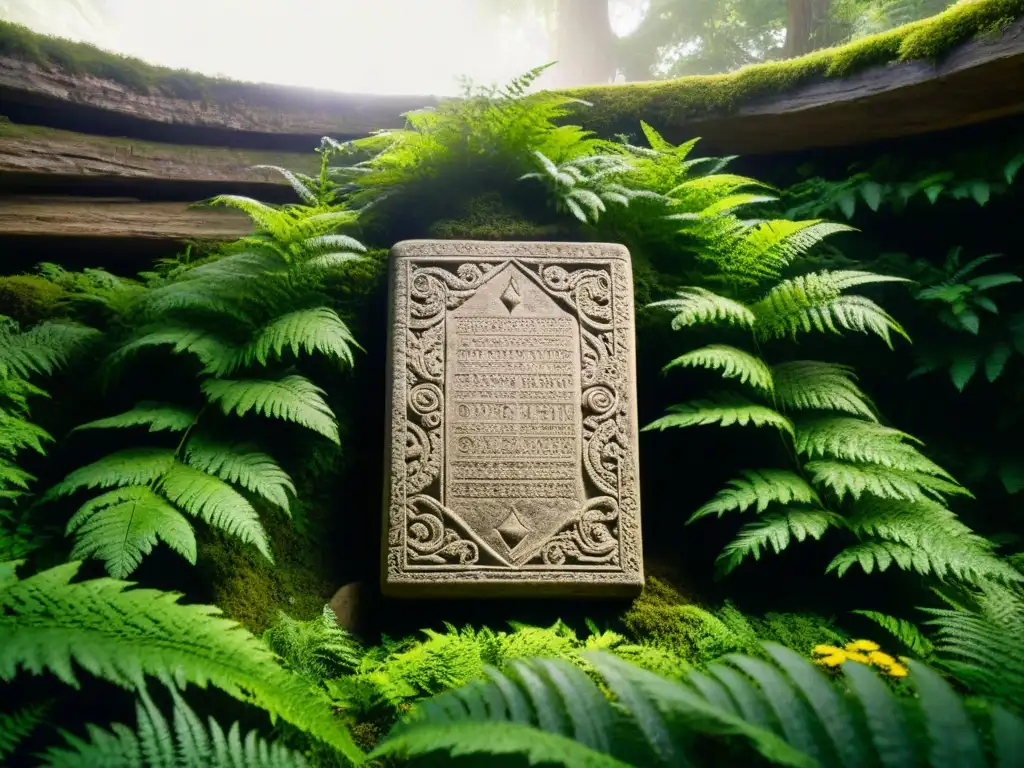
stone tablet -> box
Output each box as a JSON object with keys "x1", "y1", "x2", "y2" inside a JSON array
[{"x1": 382, "y1": 240, "x2": 643, "y2": 597}]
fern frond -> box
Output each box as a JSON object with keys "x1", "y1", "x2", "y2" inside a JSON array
[
  {"x1": 806, "y1": 461, "x2": 970, "y2": 503},
  {"x1": 829, "y1": 517, "x2": 1023, "y2": 583},
  {"x1": 926, "y1": 587, "x2": 1024, "y2": 709},
  {"x1": 690, "y1": 470, "x2": 820, "y2": 521},
  {"x1": 66, "y1": 486, "x2": 197, "y2": 578},
  {"x1": 241, "y1": 307, "x2": 360, "y2": 369},
  {"x1": 644, "y1": 395, "x2": 793, "y2": 436},
  {"x1": 42, "y1": 685, "x2": 310, "y2": 767},
  {"x1": 716, "y1": 509, "x2": 844, "y2": 576},
  {"x1": 264, "y1": 605, "x2": 362, "y2": 683},
  {"x1": 794, "y1": 417, "x2": 944, "y2": 470},
  {"x1": 0, "y1": 319, "x2": 99, "y2": 380},
  {"x1": 112, "y1": 325, "x2": 238, "y2": 377},
  {"x1": 73, "y1": 403, "x2": 198, "y2": 434},
  {"x1": 773, "y1": 362, "x2": 876, "y2": 420},
  {"x1": 664, "y1": 345, "x2": 773, "y2": 392},
  {"x1": 251, "y1": 165, "x2": 318, "y2": 205},
  {"x1": 157, "y1": 464, "x2": 272, "y2": 562},
  {"x1": 0, "y1": 561, "x2": 362, "y2": 761},
  {"x1": 647, "y1": 287, "x2": 755, "y2": 330},
  {"x1": 47, "y1": 448, "x2": 176, "y2": 499},
  {"x1": 202, "y1": 375, "x2": 339, "y2": 444},
  {"x1": 0, "y1": 703, "x2": 47, "y2": 760},
  {"x1": 851, "y1": 610, "x2": 934, "y2": 657},
  {"x1": 753, "y1": 271, "x2": 910, "y2": 347},
  {"x1": 184, "y1": 437, "x2": 294, "y2": 514}
]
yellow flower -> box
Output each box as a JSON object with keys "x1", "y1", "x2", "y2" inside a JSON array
[
  {"x1": 868, "y1": 651, "x2": 897, "y2": 668},
  {"x1": 846, "y1": 640, "x2": 880, "y2": 653},
  {"x1": 813, "y1": 645, "x2": 846, "y2": 657},
  {"x1": 815, "y1": 654, "x2": 847, "y2": 668},
  {"x1": 845, "y1": 652, "x2": 871, "y2": 664},
  {"x1": 886, "y1": 663, "x2": 910, "y2": 678}
]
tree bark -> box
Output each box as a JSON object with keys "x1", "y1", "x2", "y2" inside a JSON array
[
  {"x1": 784, "y1": 0, "x2": 831, "y2": 58},
  {"x1": 548, "y1": 0, "x2": 618, "y2": 88}
]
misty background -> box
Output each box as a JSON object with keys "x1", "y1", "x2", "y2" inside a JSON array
[{"x1": 1, "y1": 0, "x2": 957, "y2": 94}]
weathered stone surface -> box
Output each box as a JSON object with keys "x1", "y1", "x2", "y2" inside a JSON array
[{"x1": 382, "y1": 240, "x2": 643, "y2": 597}]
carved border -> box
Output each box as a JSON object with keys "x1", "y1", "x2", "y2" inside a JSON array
[{"x1": 382, "y1": 240, "x2": 644, "y2": 597}]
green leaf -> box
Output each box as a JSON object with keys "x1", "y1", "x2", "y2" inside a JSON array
[
  {"x1": 967, "y1": 274, "x2": 1021, "y2": 292},
  {"x1": 644, "y1": 395, "x2": 793, "y2": 437},
  {"x1": 985, "y1": 344, "x2": 1012, "y2": 382},
  {"x1": 910, "y1": 661, "x2": 987, "y2": 768},
  {"x1": 0, "y1": 561, "x2": 363, "y2": 762},
  {"x1": 773, "y1": 362, "x2": 876, "y2": 420},
  {"x1": 372, "y1": 722, "x2": 629, "y2": 767},
  {"x1": 157, "y1": 463, "x2": 272, "y2": 562},
  {"x1": 184, "y1": 437, "x2": 295, "y2": 513},
  {"x1": 66, "y1": 486, "x2": 196, "y2": 578},
  {"x1": 837, "y1": 192, "x2": 857, "y2": 219},
  {"x1": 47, "y1": 449, "x2": 176, "y2": 500},
  {"x1": 924, "y1": 184, "x2": 944, "y2": 204},
  {"x1": 716, "y1": 510, "x2": 843, "y2": 576},
  {"x1": 859, "y1": 182, "x2": 883, "y2": 211},
  {"x1": 691, "y1": 470, "x2": 820, "y2": 521},
  {"x1": 648, "y1": 287, "x2": 755, "y2": 330},
  {"x1": 850, "y1": 610, "x2": 934, "y2": 656},
  {"x1": 241, "y1": 307, "x2": 361, "y2": 369},
  {"x1": 663, "y1": 345, "x2": 773, "y2": 392},
  {"x1": 955, "y1": 308, "x2": 980, "y2": 334},
  {"x1": 202, "y1": 376, "x2": 339, "y2": 444},
  {"x1": 949, "y1": 356, "x2": 978, "y2": 391},
  {"x1": 73, "y1": 403, "x2": 198, "y2": 434},
  {"x1": 1005, "y1": 153, "x2": 1024, "y2": 184},
  {"x1": 969, "y1": 181, "x2": 990, "y2": 206}
]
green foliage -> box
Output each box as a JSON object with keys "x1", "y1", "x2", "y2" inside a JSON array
[
  {"x1": 0, "y1": 559, "x2": 362, "y2": 761},
  {"x1": 41, "y1": 685, "x2": 309, "y2": 767},
  {"x1": 644, "y1": 195, "x2": 1016, "y2": 585},
  {"x1": 904, "y1": 248, "x2": 1024, "y2": 391},
  {"x1": 264, "y1": 605, "x2": 363, "y2": 684},
  {"x1": 373, "y1": 645, "x2": 1024, "y2": 767},
  {"x1": 925, "y1": 585, "x2": 1024, "y2": 712},
  {"x1": 853, "y1": 610, "x2": 936, "y2": 657},
  {"x1": 46, "y1": 139, "x2": 366, "y2": 577},
  {"x1": 621, "y1": 578, "x2": 846, "y2": 666},
  {"x1": 1, "y1": 315, "x2": 98, "y2": 560},
  {"x1": 1, "y1": 703, "x2": 48, "y2": 760}
]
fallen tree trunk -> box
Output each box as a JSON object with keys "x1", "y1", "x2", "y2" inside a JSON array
[{"x1": 0, "y1": 196, "x2": 252, "y2": 240}]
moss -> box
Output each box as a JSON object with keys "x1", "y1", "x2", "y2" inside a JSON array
[
  {"x1": 427, "y1": 193, "x2": 566, "y2": 241},
  {"x1": 0, "y1": 19, "x2": 224, "y2": 99},
  {"x1": 0, "y1": 275, "x2": 68, "y2": 325},
  {"x1": 197, "y1": 508, "x2": 336, "y2": 635},
  {"x1": 621, "y1": 577, "x2": 750, "y2": 664},
  {"x1": 565, "y1": 0, "x2": 1024, "y2": 135}
]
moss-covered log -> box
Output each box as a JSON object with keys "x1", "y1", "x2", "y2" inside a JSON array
[
  {"x1": 2, "y1": 0, "x2": 1022, "y2": 156},
  {"x1": 0, "y1": 196, "x2": 251, "y2": 239}
]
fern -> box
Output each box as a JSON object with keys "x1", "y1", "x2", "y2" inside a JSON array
[
  {"x1": 0, "y1": 560, "x2": 362, "y2": 761},
  {"x1": 925, "y1": 585, "x2": 1024, "y2": 710},
  {"x1": 373, "y1": 645, "x2": 1024, "y2": 767},
  {"x1": 41, "y1": 685, "x2": 309, "y2": 767},
  {"x1": 264, "y1": 605, "x2": 363, "y2": 684},
  {"x1": 716, "y1": 510, "x2": 845, "y2": 576},
  {"x1": 643, "y1": 394, "x2": 793, "y2": 435},
  {"x1": 50, "y1": 148, "x2": 363, "y2": 575},
  {"x1": 1, "y1": 703, "x2": 47, "y2": 760},
  {"x1": 853, "y1": 610, "x2": 935, "y2": 657},
  {"x1": 772, "y1": 362, "x2": 876, "y2": 420},
  {"x1": 753, "y1": 271, "x2": 910, "y2": 347},
  {"x1": 691, "y1": 470, "x2": 821, "y2": 520},
  {"x1": 649, "y1": 287, "x2": 756, "y2": 330},
  {"x1": 664, "y1": 345, "x2": 774, "y2": 392}
]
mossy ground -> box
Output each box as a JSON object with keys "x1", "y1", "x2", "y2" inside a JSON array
[{"x1": 0, "y1": 274, "x2": 68, "y2": 325}]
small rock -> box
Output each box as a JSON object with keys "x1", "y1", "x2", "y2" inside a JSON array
[{"x1": 328, "y1": 582, "x2": 362, "y2": 632}]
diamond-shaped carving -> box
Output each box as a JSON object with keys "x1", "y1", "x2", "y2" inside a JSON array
[
  {"x1": 495, "y1": 506, "x2": 531, "y2": 551},
  {"x1": 499, "y1": 277, "x2": 522, "y2": 313}
]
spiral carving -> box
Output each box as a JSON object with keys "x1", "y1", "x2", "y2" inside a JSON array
[
  {"x1": 409, "y1": 383, "x2": 443, "y2": 428},
  {"x1": 583, "y1": 385, "x2": 616, "y2": 416}
]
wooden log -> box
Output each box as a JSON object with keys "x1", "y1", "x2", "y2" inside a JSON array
[
  {"x1": 0, "y1": 121, "x2": 317, "y2": 185},
  {"x1": 569, "y1": 19, "x2": 1024, "y2": 155},
  {"x1": 0, "y1": 196, "x2": 252, "y2": 240},
  {"x1": 0, "y1": 55, "x2": 437, "y2": 137}
]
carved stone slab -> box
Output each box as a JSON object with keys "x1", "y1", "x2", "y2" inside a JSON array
[{"x1": 382, "y1": 240, "x2": 644, "y2": 597}]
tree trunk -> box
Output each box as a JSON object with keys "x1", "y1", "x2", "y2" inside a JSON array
[
  {"x1": 548, "y1": 0, "x2": 617, "y2": 88},
  {"x1": 784, "y1": 0, "x2": 831, "y2": 58}
]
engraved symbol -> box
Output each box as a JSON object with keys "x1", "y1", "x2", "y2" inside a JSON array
[
  {"x1": 500, "y1": 277, "x2": 523, "y2": 314},
  {"x1": 495, "y1": 505, "x2": 531, "y2": 551}
]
